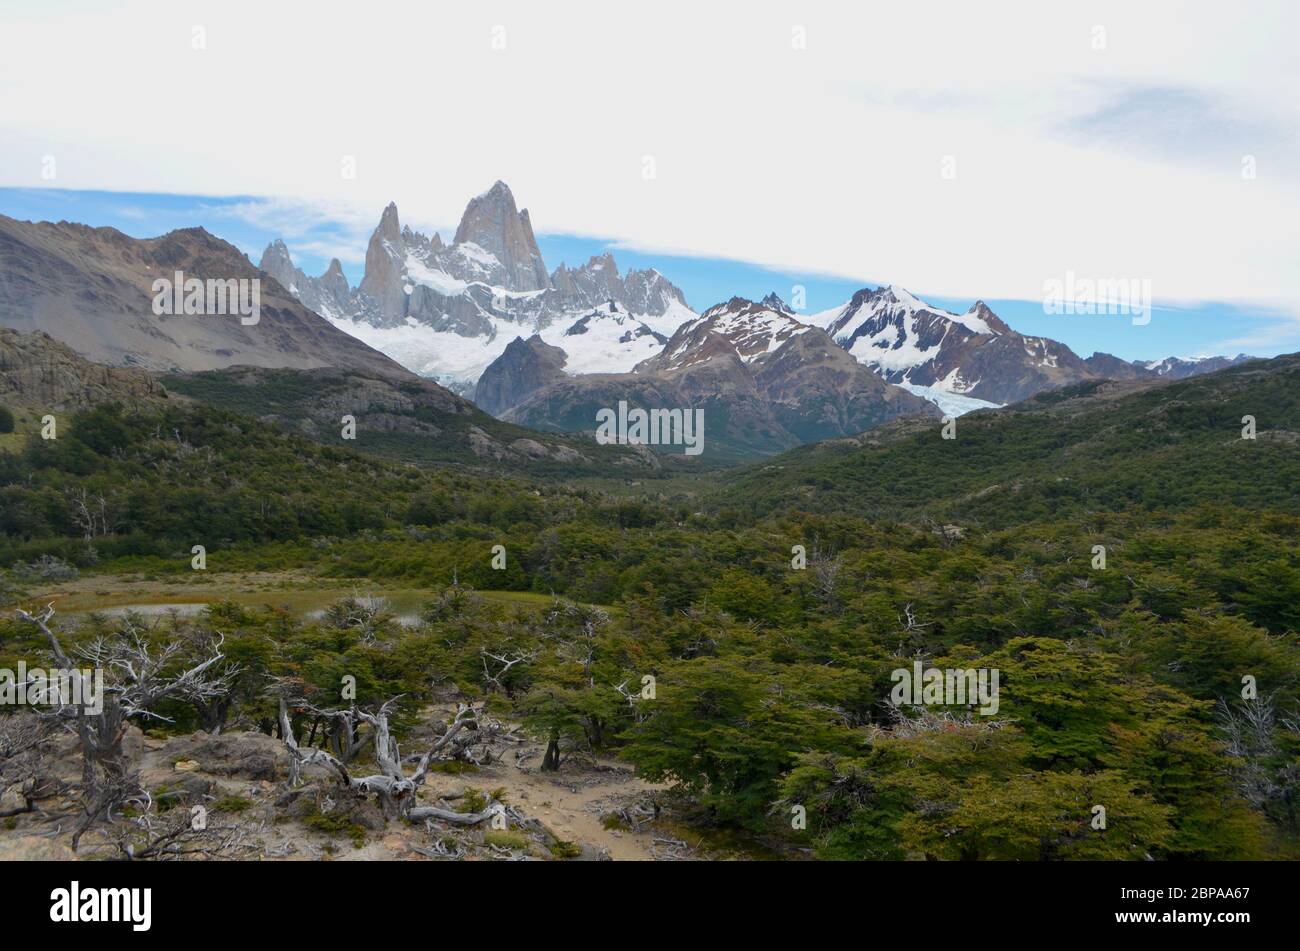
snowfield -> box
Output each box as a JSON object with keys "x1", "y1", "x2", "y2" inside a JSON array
[
  {"x1": 898, "y1": 382, "x2": 1002, "y2": 417},
  {"x1": 326, "y1": 301, "x2": 683, "y2": 395}
]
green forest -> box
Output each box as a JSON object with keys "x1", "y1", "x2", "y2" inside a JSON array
[{"x1": 1, "y1": 354, "x2": 1297, "y2": 860}]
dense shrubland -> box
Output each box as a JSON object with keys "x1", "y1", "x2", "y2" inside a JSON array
[{"x1": 1, "y1": 380, "x2": 1297, "y2": 858}]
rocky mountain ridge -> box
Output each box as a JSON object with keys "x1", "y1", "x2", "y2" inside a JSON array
[
  {"x1": 0, "y1": 214, "x2": 411, "y2": 381},
  {"x1": 493, "y1": 296, "x2": 940, "y2": 459},
  {"x1": 261, "y1": 182, "x2": 694, "y2": 395},
  {"x1": 816, "y1": 284, "x2": 1256, "y2": 405}
]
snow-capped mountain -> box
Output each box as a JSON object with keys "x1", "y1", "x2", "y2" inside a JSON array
[
  {"x1": 1139, "y1": 354, "x2": 1256, "y2": 378},
  {"x1": 261, "y1": 188, "x2": 1254, "y2": 416},
  {"x1": 817, "y1": 285, "x2": 1088, "y2": 405},
  {"x1": 643, "y1": 295, "x2": 813, "y2": 372},
  {"x1": 484, "y1": 295, "x2": 940, "y2": 458},
  {"x1": 259, "y1": 240, "x2": 353, "y2": 322},
  {"x1": 260, "y1": 182, "x2": 695, "y2": 395},
  {"x1": 814, "y1": 285, "x2": 1251, "y2": 406}
]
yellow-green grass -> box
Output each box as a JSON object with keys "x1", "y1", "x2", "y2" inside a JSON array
[{"x1": 27, "y1": 575, "x2": 605, "y2": 619}]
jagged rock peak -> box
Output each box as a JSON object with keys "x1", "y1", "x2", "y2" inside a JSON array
[
  {"x1": 258, "y1": 240, "x2": 302, "y2": 290},
  {"x1": 377, "y1": 202, "x2": 401, "y2": 242},
  {"x1": 965, "y1": 300, "x2": 1010, "y2": 334},
  {"x1": 473, "y1": 332, "x2": 568, "y2": 417},
  {"x1": 320, "y1": 258, "x2": 350, "y2": 296},
  {"x1": 453, "y1": 181, "x2": 551, "y2": 292}
]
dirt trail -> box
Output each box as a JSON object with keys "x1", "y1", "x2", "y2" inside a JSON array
[
  {"x1": 0, "y1": 722, "x2": 676, "y2": 862},
  {"x1": 421, "y1": 746, "x2": 668, "y2": 861}
]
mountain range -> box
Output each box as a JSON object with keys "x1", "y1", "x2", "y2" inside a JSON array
[
  {"x1": 260, "y1": 182, "x2": 1254, "y2": 444},
  {"x1": 472, "y1": 281, "x2": 1255, "y2": 453},
  {"x1": 481, "y1": 294, "x2": 939, "y2": 458},
  {"x1": 260, "y1": 181, "x2": 693, "y2": 396},
  {"x1": 0, "y1": 214, "x2": 658, "y2": 473},
  {"x1": 812, "y1": 284, "x2": 1255, "y2": 405},
  {"x1": 0, "y1": 181, "x2": 1259, "y2": 462}
]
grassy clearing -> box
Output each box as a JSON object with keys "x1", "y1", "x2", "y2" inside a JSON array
[{"x1": 28, "y1": 572, "x2": 608, "y2": 619}]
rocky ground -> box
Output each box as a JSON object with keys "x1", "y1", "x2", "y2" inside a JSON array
[{"x1": 0, "y1": 705, "x2": 686, "y2": 862}]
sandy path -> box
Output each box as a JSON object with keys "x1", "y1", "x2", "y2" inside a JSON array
[{"x1": 420, "y1": 749, "x2": 667, "y2": 861}]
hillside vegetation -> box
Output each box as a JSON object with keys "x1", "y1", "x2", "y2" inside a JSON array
[
  {"x1": 1, "y1": 353, "x2": 1297, "y2": 859},
  {"x1": 721, "y1": 354, "x2": 1300, "y2": 525}
]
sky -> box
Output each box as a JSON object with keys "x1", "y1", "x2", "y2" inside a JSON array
[{"x1": 2, "y1": 0, "x2": 1298, "y2": 361}]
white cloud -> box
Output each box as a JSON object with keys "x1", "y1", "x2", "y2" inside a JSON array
[
  {"x1": 1, "y1": 0, "x2": 1298, "y2": 308},
  {"x1": 1209, "y1": 301, "x2": 1300, "y2": 353}
]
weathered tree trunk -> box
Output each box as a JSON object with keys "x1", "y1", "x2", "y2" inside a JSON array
[
  {"x1": 276, "y1": 693, "x2": 479, "y2": 821},
  {"x1": 17, "y1": 605, "x2": 233, "y2": 850},
  {"x1": 541, "y1": 733, "x2": 561, "y2": 772},
  {"x1": 195, "y1": 695, "x2": 232, "y2": 735}
]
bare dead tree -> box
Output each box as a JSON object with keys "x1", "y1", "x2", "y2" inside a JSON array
[
  {"x1": 1219, "y1": 695, "x2": 1300, "y2": 830},
  {"x1": 0, "y1": 711, "x2": 61, "y2": 819},
  {"x1": 277, "y1": 694, "x2": 374, "y2": 764},
  {"x1": 809, "y1": 545, "x2": 845, "y2": 614},
  {"x1": 64, "y1": 487, "x2": 119, "y2": 542},
  {"x1": 323, "y1": 707, "x2": 375, "y2": 763},
  {"x1": 107, "y1": 799, "x2": 250, "y2": 860},
  {"x1": 65, "y1": 487, "x2": 100, "y2": 542},
  {"x1": 323, "y1": 595, "x2": 392, "y2": 644},
  {"x1": 408, "y1": 798, "x2": 505, "y2": 825},
  {"x1": 276, "y1": 690, "x2": 486, "y2": 820},
  {"x1": 541, "y1": 599, "x2": 610, "y2": 640},
  {"x1": 541, "y1": 600, "x2": 610, "y2": 684},
  {"x1": 15, "y1": 604, "x2": 237, "y2": 848},
  {"x1": 896, "y1": 602, "x2": 936, "y2": 651},
  {"x1": 874, "y1": 701, "x2": 1014, "y2": 740},
  {"x1": 175, "y1": 624, "x2": 248, "y2": 735},
  {"x1": 613, "y1": 679, "x2": 648, "y2": 723},
  {"x1": 556, "y1": 637, "x2": 596, "y2": 679},
  {"x1": 411, "y1": 838, "x2": 467, "y2": 859},
  {"x1": 480, "y1": 647, "x2": 538, "y2": 695},
  {"x1": 899, "y1": 602, "x2": 933, "y2": 633}
]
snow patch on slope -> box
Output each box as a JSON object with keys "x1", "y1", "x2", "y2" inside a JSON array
[
  {"x1": 708, "y1": 305, "x2": 810, "y2": 361},
  {"x1": 325, "y1": 302, "x2": 674, "y2": 395},
  {"x1": 637, "y1": 298, "x2": 697, "y2": 338},
  {"x1": 545, "y1": 303, "x2": 665, "y2": 374},
  {"x1": 898, "y1": 382, "x2": 1002, "y2": 417}
]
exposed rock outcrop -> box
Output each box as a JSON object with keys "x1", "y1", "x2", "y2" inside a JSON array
[
  {"x1": 0, "y1": 327, "x2": 170, "y2": 411},
  {"x1": 474, "y1": 334, "x2": 568, "y2": 416}
]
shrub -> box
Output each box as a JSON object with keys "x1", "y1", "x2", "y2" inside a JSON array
[
  {"x1": 213, "y1": 795, "x2": 253, "y2": 813},
  {"x1": 483, "y1": 830, "x2": 531, "y2": 852},
  {"x1": 549, "y1": 839, "x2": 582, "y2": 859},
  {"x1": 9, "y1": 554, "x2": 78, "y2": 581}
]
